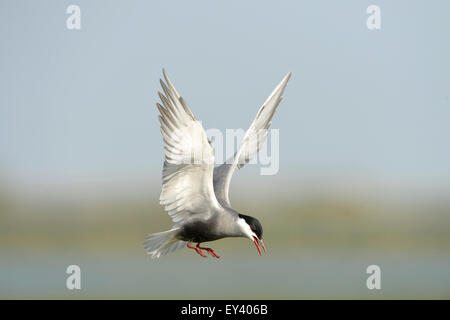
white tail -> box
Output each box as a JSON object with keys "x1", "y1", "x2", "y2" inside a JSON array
[{"x1": 143, "y1": 228, "x2": 186, "y2": 258}]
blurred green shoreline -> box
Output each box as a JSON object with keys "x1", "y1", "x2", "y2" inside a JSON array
[
  {"x1": 2, "y1": 191, "x2": 450, "y2": 299},
  {"x1": 2, "y1": 193, "x2": 450, "y2": 253}
]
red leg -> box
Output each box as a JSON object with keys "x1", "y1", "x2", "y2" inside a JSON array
[
  {"x1": 196, "y1": 243, "x2": 220, "y2": 258},
  {"x1": 187, "y1": 241, "x2": 206, "y2": 257}
]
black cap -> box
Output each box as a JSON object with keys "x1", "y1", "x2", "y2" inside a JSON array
[{"x1": 238, "y1": 214, "x2": 263, "y2": 239}]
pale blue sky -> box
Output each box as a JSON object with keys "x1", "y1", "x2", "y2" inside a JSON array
[{"x1": 1, "y1": 0, "x2": 449, "y2": 194}]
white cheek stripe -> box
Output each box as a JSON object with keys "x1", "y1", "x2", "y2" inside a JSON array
[{"x1": 237, "y1": 218, "x2": 256, "y2": 240}]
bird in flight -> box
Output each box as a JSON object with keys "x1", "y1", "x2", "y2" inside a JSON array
[{"x1": 143, "y1": 69, "x2": 291, "y2": 258}]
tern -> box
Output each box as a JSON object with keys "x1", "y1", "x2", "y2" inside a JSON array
[{"x1": 143, "y1": 70, "x2": 291, "y2": 258}]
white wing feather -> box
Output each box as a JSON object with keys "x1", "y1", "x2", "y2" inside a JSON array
[
  {"x1": 213, "y1": 72, "x2": 292, "y2": 207},
  {"x1": 158, "y1": 69, "x2": 221, "y2": 223}
]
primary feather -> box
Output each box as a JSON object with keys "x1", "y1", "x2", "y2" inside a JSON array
[{"x1": 213, "y1": 72, "x2": 292, "y2": 208}]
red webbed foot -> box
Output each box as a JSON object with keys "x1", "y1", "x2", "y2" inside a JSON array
[
  {"x1": 197, "y1": 244, "x2": 220, "y2": 258},
  {"x1": 187, "y1": 241, "x2": 206, "y2": 257},
  {"x1": 186, "y1": 242, "x2": 220, "y2": 258}
]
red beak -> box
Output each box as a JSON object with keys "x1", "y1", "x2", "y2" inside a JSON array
[{"x1": 253, "y1": 236, "x2": 267, "y2": 256}]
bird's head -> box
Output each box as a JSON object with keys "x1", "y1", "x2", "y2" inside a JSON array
[{"x1": 238, "y1": 214, "x2": 266, "y2": 256}]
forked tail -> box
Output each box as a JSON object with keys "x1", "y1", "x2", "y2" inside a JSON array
[{"x1": 143, "y1": 228, "x2": 186, "y2": 258}]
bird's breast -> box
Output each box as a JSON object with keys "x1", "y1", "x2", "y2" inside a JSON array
[{"x1": 178, "y1": 218, "x2": 224, "y2": 243}]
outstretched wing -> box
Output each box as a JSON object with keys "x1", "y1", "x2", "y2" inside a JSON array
[
  {"x1": 213, "y1": 72, "x2": 292, "y2": 208},
  {"x1": 157, "y1": 69, "x2": 221, "y2": 223}
]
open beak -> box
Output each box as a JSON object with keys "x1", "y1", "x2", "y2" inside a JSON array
[{"x1": 252, "y1": 236, "x2": 267, "y2": 256}]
